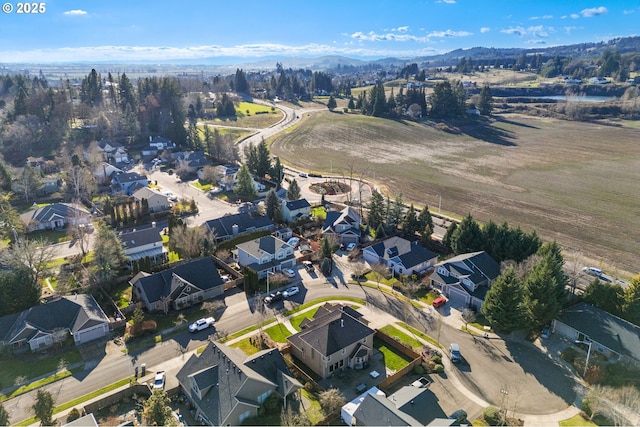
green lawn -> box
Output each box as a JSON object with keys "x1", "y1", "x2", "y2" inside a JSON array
[
  {"x1": 310, "y1": 206, "x2": 326, "y2": 220},
  {"x1": 379, "y1": 325, "x2": 423, "y2": 350},
  {"x1": 191, "y1": 180, "x2": 212, "y2": 192},
  {"x1": 301, "y1": 389, "x2": 324, "y2": 424},
  {"x1": 283, "y1": 297, "x2": 365, "y2": 317},
  {"x1": 559, "y1": 414, "x2": 597, "y2": 426},
  {"x1": 365, "y1": 271, "x2": 398, "y2": 287},
  {"x1": 373, "y1": 338, "x2": 413, "y2": 371},
  {"x1": 27, "y1": 229, "x2": 72, "y2": 245},
  {"x1": 289, "y1": 307, "x2": 320, "y2": 331},
  {"x1": 230, "y1": 337, "x2": 260, "y2": 355},
  {"x1": 415, "y1": 288, "x2": 440, "y2": 305},
  {"x1": 264, "y1": 322, "x2": 293, "y2": 343},
  {"x1": 396, "y1": 322, "x2": 442, "y2": 349},
  {"x1": 218, "y1": 324, "x2": 261, "y2": 343}
]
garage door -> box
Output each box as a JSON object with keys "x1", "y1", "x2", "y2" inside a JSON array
[
  {"x1": 445, "y1": 287, "x2": 469, "y2": 309},
  {"x1": 74, "y1": 324, "x2": 107, "y2": 344}
]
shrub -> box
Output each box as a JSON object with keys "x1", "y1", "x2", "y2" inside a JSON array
[
  {"x1": 433, "y1": 364, "x2": 444, "y2": 374},
  {"x1": 431, "y1": 355, "x2": 442, "y2": 364},
  {"x1": 413, "y1": 364, "x2": 425, "y2": 375},
  {"x1": 483, "y1": 406, "x2": 502, "y2": 426},
  {"x1": 561, "y1": 347, "x2": 579, "y2": 364},
  {"x1": 581, "y1": 397, "x2": 592, "y2": 417},
  {"x1": 66, "y1": 408, "x2": 81, "y2": 422}
]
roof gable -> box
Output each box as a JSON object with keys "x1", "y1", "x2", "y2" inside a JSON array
[{"x1": 204, "y1": 212, "x2": 273, "y2": 238}]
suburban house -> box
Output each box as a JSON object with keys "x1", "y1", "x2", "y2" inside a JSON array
[
  {"x1": 175, "y1": 150, "x2": 212, "y2": 173},
  {"x1": 430, "y1": 251, "x2": 500, "y2": 310},
  {"x1": 214, "y1": 164, "x2": 239, "y2": 191},
  {"x1": 274, "y1": 227, "x2": 293, "y2": 241},
  {"x1": 351, "y1": 386, "x2": 450, "y2": 426},
  {"x1": 287, "y1": 303, "x2": 376, "y2": 379},
  {"x1": 132, "y1": 187, "x2": 171, "y2": 213},
  {"x1": 322, "y1": 206, "x2": 361, "y2": 245},
  {"x1": 363, "y1": 236, "x2": 437, "y2": 275},
  {"x1": 553, "y1": 302, "x2": 640, "y2": 364},
  {"x1": 37, "y1": 177, "x2": 62, "y2": 196},
  {"x1": 130, "y1": 258, "x2": 225, "y2": 312},
  {"x1": 204, "y1": 212, "x2": 273, "y2": 242},
  {"x1": 111, "y1": 171, "x2": 149, "y2": 195},
  {"x1": 20, "y1": 202, "x2": 91, "y2": 232},
  {"x1": 176, "y1": 342, "x2": 302, "y2": 426},
  {"x1": 118, "y1": 226, "x2": 168, "y2": 267},
  {"x1": 281, "y1": 198, "x2": 311, "y2": 223},
  {"x1": 149, "y1": 136, "x2": 175, "y2": 151},
  {"x1": 93, "y1": 162, "x2": 123, "y2": 184},
  {"x1": 26, "y1": 156, "x2": 48, "y2": 173},
  {"x1": 235, "y1": 235, "x2": 295, "y2": 279},
  {"x1": 0, "y1": 294, "x2": 110, "y2": 352},
  {"x1": 96, "y1": 140, "x2": 129, "y2": 164}
]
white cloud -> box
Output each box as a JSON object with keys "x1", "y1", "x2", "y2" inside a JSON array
[
  {"x1": 581, "y1": 6, "x2": 607, "y2": 17},
  {"x1": 530, "y1": 15, "x2": 552, "y2": 20},
  {"x1": 501, "y1": 25, "x2": 553, "y2": 38},
  {"x1": 623, "y1": 9, "x2": 634, "y2": 14},
  {"x1": 393, "y1": 26, "x2": 409, "y2": 32},
  {"x1": 63, "y1": 9, "x2": 87, "y2": 15},
  {"x1": 350, "y1": 28, "x2": 470, "y2": 43},
  {"x1": 436, "y1": 0, "x2": 456, "y2": 3},
  {"x1": 427, "y1": 29, "x2": 472, "y2": 38},
  {"x1": 526, "y1": 39, "x2": 547, "y2": 45},
  {"x1": 570, "y1": 13, "x2": 580, "y2": 19},
  {"x1": 564, "y1": 26, "x2": 581, "y2": 34},
  {"x1": 480, "y1": 27, "x2": 491, "y2": 33}
]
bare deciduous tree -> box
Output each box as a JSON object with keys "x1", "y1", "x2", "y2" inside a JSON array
[{"x1": 319, "y1": 388, "x2": 346, "y2": 415}]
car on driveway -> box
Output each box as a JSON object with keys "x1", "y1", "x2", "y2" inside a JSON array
[
  {"x1": 264, "y1": 291, "x2": 283, "y2": 305},
  {"x1": 153, "y1": 371, "x2": 165, "y2": 389},
  {"x1": 188, "y1": 317, "x2": 215, "y2": 333},
  {"x1": 433, "y1": 297, "x2": 447, "y2": 308},
  {"x1": 346, "y1": 242, "x2": 357, "y2": 251},
  {"x1": 283, "y1": 286, "x2": 299, "y2": 298},
  {"x1": 303, "y1": 260, "x2": 314, "y2": 272},
  {"x1": 283, "y1": 268, "x2": 296, "y2": 278}
]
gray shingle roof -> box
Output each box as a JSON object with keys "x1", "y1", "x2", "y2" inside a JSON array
[
  {"x1": 353, "y1": 387, "x2": 448, "y2": 426},
  {"x1": 556, "y1": 302, "x2": 640, "y2": 362},
  {"x1": 322, "y1": 206, "x2": 361, "y2": 237},
  {"x1": 132, "y1": 258, "x2": 223, "y2": 305},
  {"x1": 287, "y1": 303, "x2": 375, "y2": 356},
  {"x1": 20, "y1": 203, "x2": 90, "y2": 225},
  {"x1": 285, "y1": 199, "x2": 310, "y2": 211},
  {"x1": 366, "y1": 236, "x2": 437, "y2": 270},
  {"x1": 204, "y1": 212, "x2": 273, "y2": 239},
  {"x1": 433, "y1": 251, "x2": 500, "y2": 297},
  {"x1": 236, "y1": 235, "x2": 292, "y2": 258},
  {"x1": 118, "y1": 227, "x2": 163, "y2": 251}
]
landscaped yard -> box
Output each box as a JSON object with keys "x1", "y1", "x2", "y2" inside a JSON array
[
  {"x1": 27, "y1": 229, "x2": 72, "y2": 245},
  {"x1": 191, "y1": 179, "x2": 212, "y2": 192},
  {"x1": 559, "y1": 414, "x2": 597, "y2": 426},
  {"x1": 230, "y1": 336, "x2": 260, "y2": 355},
  {"x1": 373, "y1": 337, "x2": 413, "y2": 372},
  {"x1": 289, "y1": 307, "x2": 320, "y2": 332},
  {"x1": 397, "y1": 322, "x2": 442, "y2": 349},
  {"x1": 365, "y1": 271, "x2": 399, "y2": 287},
  {"x1": 379, "y1": 325, "x2": 422, "y2": 350},
  {"x1": 300, "y1": 389, "x2": 324, "y2": 424},
  {"x1": 415, "y1": 288, "x2": 440, "y2": 305},
  {"x1": 310, "y1": 206, "x2": 326, "y2": 220},
  {"x1": 264, "y1": 322, "x2": 293, "y2": 343}
]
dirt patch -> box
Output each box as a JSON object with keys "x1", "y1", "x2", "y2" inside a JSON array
[{"x1": 309, "y1": 181, "x2": 350, "y2": 195}]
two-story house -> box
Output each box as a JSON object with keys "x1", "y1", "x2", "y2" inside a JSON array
[
  {"x1": 281, "y1": 198, "x2": 311, "y2": 223},
  {"x1": 97, "y1": 140, "x2": 129, "y2": 164},
  {"x1": 149, "y1": 136, "x2": 175, "y2": 151},
  {"x1": 176, "y1": 342, "x2": 302, "y2": 426},
  {"x1": 235, "y1": 235, "x2": 295, "y2": 278},
  {"x1": 130, "y1": 258, "x2": 224, "y2": 312},
  {"x1": 204, "y1": 212, "x2": 274, "y2": 242},
  {"x1": 363, "y1": 236, "x2": 437, "y2": 276},
  {"x1": 287, "y1": 303, "x2": 376, "y2": 379},
  {"x1": 111, "y1": 171, "x2": 149, "y2": 195},
  {"x1": 93, "y1": 162, "x2": 123, "y2": 184},
  {"x1": 214, "y1": 164, "x2": 239, "y2": 191},
  {"x1": 118, "y1": 226, "x2": 167, "y2": 267},
  {"x1": 430, "y1": 251, "x2": 500, "y2": 310},
  {"x1": 132, "y1": 187, "x2": 171, "y2": 213},
  {"x1": 174, "y1": 151, "x2": 212, "y2": 173},
  {"x1": 322, "y1": 206, "x2": 361, "y2": 245}
]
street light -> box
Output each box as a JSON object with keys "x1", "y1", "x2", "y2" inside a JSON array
[{"x1": 575, "y1": 339, "x2": 593, "y2": 378}]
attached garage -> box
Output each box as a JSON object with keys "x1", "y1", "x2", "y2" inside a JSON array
[
  {"x1": 443, "y1": 285, "x2": 470, "y2": 309},
  {"x1": 73, "y1": 323, "x2": 109, "y2": 345}
]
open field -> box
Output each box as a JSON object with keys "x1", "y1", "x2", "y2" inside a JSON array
[
  {"x1": 271, "y1": 110, "x2": 640, "y2": 273},
  {"x1": 201, "y1": 101, "x2": 283, "y2": 129}
]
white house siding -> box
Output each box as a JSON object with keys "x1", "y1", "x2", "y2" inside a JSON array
[{"x1": 73, "y1": 323, "x2": 109, "y2": 345}]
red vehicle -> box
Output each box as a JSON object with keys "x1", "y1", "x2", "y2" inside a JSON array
[{"x1": 433, "y1": 297, "x2": 447, "y2": 308}]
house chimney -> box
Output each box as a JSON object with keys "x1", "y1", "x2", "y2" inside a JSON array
[
  {"x1": 232, "y1": 224, "x2": 239, "y2": 236},
  {"x1": 152, "y1": 221, "x2": 156, "y2": 228}
]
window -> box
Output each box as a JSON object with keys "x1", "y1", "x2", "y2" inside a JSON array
[
  {"x1": 257, "y1": 390, "x2": 272, "y2": 404},
  {"x1": 239, "y1": 410, "x2": 251, "y2": 423},
  {"x1": 339, "y1": 360, "x2": 344, "y2": 368}
]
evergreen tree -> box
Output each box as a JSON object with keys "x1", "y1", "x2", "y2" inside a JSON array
[
  {"x1": 442, "y1": 222, "x2": 457, "y2": 250},
  {"x1": 286, "y1": 179, "x2": 301, "y2": 201},
  {"x1": 366, "y1": 190, "x2": 385, "y2": 233},
  {"x1": 622, "y1": 275, "x2": 640, "y2": 326},
  {"x1": 429, "y1": 80, "x2": 466, "y2": 118},
  {"x1": 265, "y1": 190, "x2": 282, "y2": 223},
  {"x1": 482, "y1": 268, "x2": 528, "y2": 333},
  {"x1": 401, "y1": 204, "x2": 420, "y2": 237},
  {"x1": 582, "y1": 279, "x2": 625, "y2": 317},
  {"x1": 347, "y1": 97, "x2": 355, "y2": 110},
  {"x1": 536, "y1": 241, "x2": 567, "y2": 304},
  {"x1": 525, "y1": 258, "x2": 561, "y2": 331},
  {"x1": 234, "y1": 164, "x2": 257, "y2": 200},
  {"x1": 417, "y1": 205, "x2": 434, "y2": 235},
  {"x1": 478, "y1": 84, "x2": 493, "y2": 115},
  {"x1": 270, "y1": 156, "x2": 284, "y2": 186},
  {"x1": 146, "y1": 390, "x2": 176, "y2": 426},
  {"x1": 255, "y1": 139, "x2": 271, "y2": 178},
  {"x1": 245, "y1": 144, "x2": 259, "y2": 175},
  {"x1": 118, "y1": 73, "x2": 137, "y2": 113},
  {"x1": 327, "y1": 95, "x2": 337, "y2": 111},
  {"x1": 79, "y1": 69, "x2": 103, "y2": 106},
  {"x1": 451, "y1": 214, "x2": 484, "y2": 254},
  {"x1": 234, "y1": 68, "x2": 249, "y2": 93},
  {"x1": 387, "y1": 194, "x2": 404, "y2": 232},
  {"x1": 32, "y1": 390, "x2": 55, "y2": 426},
  {"x1": 0, "y1": 402, "x2": 10, "y2": 426}
]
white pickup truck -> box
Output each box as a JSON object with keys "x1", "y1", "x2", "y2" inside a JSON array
[{"x1": 188, "y1": 317, "x2": 215, "y2": 333}]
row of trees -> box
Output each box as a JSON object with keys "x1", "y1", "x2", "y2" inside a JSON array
[
  {"x1": 582, "y1": 274, "x2": 640, "y2": 326},
  {"x1": 482, "y1": 241, "x2": 567, "y2": 333},
  {"x1": 366, "y1": 190, "x2": 434, "y2": 243}
]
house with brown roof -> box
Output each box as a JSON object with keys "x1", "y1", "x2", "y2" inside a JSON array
[
  {"x1": 287, "y1": 303, "x2": 376, "y2": 379},
  {"x1": 176, "y1": 342, "x2": 302, "y2": 426}
]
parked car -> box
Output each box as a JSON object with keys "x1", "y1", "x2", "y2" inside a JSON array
[
  {"x1": 283, "y1": 286, "x2": 300, "y2": 298},
  {"x1": 188, "y1": 317, "x2": 215, "y2": 333},
  {"x1": 221, "y1": 275, "x2": 232, "y2": 283},
  {"x1": 303, "y1": 260, "x2": 315, "y2": 272},
  {"x1": 346, "y1": 242, "x2": 357, "y2": 251},
  {"x1": 264, "y1": 291, "x2": 282, "y2": 304},
  {"x1": 411, "y1": 377, "x2": 431, "y2": 388},
  {"x1": 450, "y1": 343, "x2": 462, "y2": 363},
  {"x1": 153, "y1": 371, "x2": 165, "y2": 389},
  {"x1": 433, "y1": 297, "x2": 447, "y2": 308},
  {"x1": 283, "y1": 268, "x2": 296, "y2": 278},
  {"x1": 582, "y1": 266, "x2": 603, "y2": 277}
]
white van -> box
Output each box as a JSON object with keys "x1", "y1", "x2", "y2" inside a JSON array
[{"x1": 582, "y1": 267, "x2": 603, "y2": 277}]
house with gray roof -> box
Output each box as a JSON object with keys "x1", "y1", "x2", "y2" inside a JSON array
[
  {"x1": 214, "y1": 164, "x2": 240, "y2": 191},
  {"x1": 204, "y1": 212, "x2": 273, "y2": 242},
  {"x1": 430, "y1": 251, "x2": 500, "y2": 310},
  {"x1": 175, "y1": 150, "x2": 212, "y2": 173},
  {"x1": 287, "y1": 303, "x2": 375, "y2": 379},
  {"x1": 351, "y1": 386, "x2": 451, "y2": 426},
  {"x1": 130, "y1": 258, "x2": 224, "y2": 312},
  {"x1": 0, "y1": 294, "x2": 109, "y2": 352},
  {"x1": 20, "y1": 202, "x2": 91, "y2": 232},
  {"x1": 132, "y1": 187, "x2": 171, "y2": 213},
  {"x1": 96, "y1": 140, "x2": 129, "y2": 164},
  {"x1": 235, "y1": 235, "x2": 295, "y2": 279},
  {"x1": 111, "y1": 171, "x2": 148, "y2": 195},
  {"x1": 363, "y1": 236, "x2": 437, "y2": 276},
  {"x1": 281, "y1": 198, "x2": 311, "y2": 222},
  {"x1": 553, "y1": 302, "x2": 640, "y2": 364},
  {"x1": 118, "y1": 226, "x2": 167, "y2": 266},
  {"x1": 322, "y1": 206, "x2": 361, "y2": 245},
  {"x1": 176, "y1": 342, "x2": 302, "y2": 426}
]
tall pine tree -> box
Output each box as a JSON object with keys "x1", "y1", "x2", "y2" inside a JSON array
[{"x1": 482, "y1": 268, "x2": 528, "y2": 333}]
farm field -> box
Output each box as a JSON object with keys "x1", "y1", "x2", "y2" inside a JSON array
[
  {"x1": 201, "y1": 101, "x2": 283, "y2": 129},
  {"x1": 271, "y1": 110, "x2": 640, "y2": 273}
]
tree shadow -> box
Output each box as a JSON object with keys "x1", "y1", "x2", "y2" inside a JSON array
[{"x1": 494, "y1": 116, "x2": 540, "y2": 129}]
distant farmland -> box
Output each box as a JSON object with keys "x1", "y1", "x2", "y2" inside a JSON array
[{"x1": 271, "y1": 111, "x2": 640, "y2": 274}]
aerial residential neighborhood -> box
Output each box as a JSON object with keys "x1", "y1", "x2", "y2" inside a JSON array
[{"x1": 0, "y1": 1, "x2": 639, "y2": 426}]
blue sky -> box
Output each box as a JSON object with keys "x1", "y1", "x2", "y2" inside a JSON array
[{"x1": 0, "y1": 0, "x2": 638, "y2": 63}]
